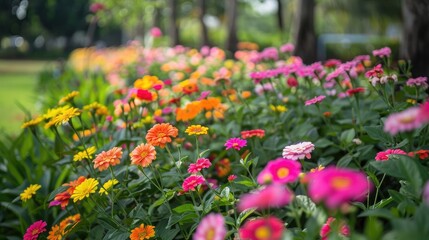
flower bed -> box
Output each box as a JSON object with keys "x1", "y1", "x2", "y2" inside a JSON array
[{"x1": 2, "y1": 42, "x2": 429, "y2": 239}]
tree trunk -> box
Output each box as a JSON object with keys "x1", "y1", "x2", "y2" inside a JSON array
[
  {"x1": 401, "y1": 0, "x2": 429, "y2": 78},
  {"x1": 168, "y1": 0, "x2": 180, "y2": 46},
  {"x1": 276, "y1": 0, "x2": 284, "y2": 32},
  {"x1": 293, "y1": 0, "x2": 316, "y2": 63},
  {"x1": 198, "y1": 0, "x2": 210, "y2": 47},
  {"x1": 225, "y1": 0, "x2": 238, "y2": 55}
]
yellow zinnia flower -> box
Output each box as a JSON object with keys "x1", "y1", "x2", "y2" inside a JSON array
[
  {"x1": 99, "y1": 179, "x2": 119, "y2": 195},
  {"x1": 185, "y1": 125, "x2": 209, "y2": 136},
  {"x1": 59, "y1": 91, "x2": 79, "y2": 105},
  {"x1": 20, "y1": 184, "x2": 42, "y2": 202},
  {"x1": 71, "y1": 178, "x2": 99, "y2": 202},
  {"x1": 21, "y1": 116, "x2": 44, "y2": 129},
  {"x1": 45, "y1": 107, "x2": 81, "y2": 129},
  {"x1": 73, "y1": 146, "x2": 97, "y2": 162}
]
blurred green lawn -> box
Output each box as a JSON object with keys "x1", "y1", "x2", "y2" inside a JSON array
[{"x1": 0, "y1": 60, "x2": 52, "y2": 137}]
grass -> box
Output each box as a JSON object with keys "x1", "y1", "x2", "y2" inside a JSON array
[{"x1": 0, "y1": 60, "x2": 53, "y2": 137}]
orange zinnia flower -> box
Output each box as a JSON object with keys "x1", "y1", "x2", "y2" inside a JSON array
[
  {"x1": 145, "y1": 123, "x2": 178, "y2": 148},
  {"x1": 130, "y1": 143, "x2": 157, "y2": 167},
  {"x1": 64, "y1": 176, "x2": 87, "y2": 195},
  {"x1": 93, "y1": 147, "x2": 122, "y2": 171},
  {"x1": 130, "y1": 224, "x2": 156, "y2": 240},
  {"x1": 176, "y1": 101, "x2": 203, "y2": 122}
]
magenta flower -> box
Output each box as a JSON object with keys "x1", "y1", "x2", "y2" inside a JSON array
[
  {"x1": 182, "y1": 175, "x2": 205, "y2": 192},
  {"x1": 406, "y1": 77, "x2": 428, "y2": 89},
  {"x1": 280, "y1": 43, "x2": 295, "y2": 53},
  {"x1": 375, "y1": 149, "x2": 407, "y2": 161},
  {"x1": 150, "y1": 27, "x2": 162, "y2": 38},
  {"x1": 307, "y1": 167, "x2": 372, "y2": 209},
  {"x1": 372, "y1": 47, "x2": 391, "y2": 58},
  {"x1": 384, "y1": 103, "x2": 429, "y2": 136},
  {"x1": 238, "y1": 184, "x2": 294, "y2": 212},
  {"x1": 224, "y1": 138, "x2": 247, "y2": 151},
  {"x1": 193, "y1": 213, "x2": 226, "y2": 240},
  {"x1": 188, "y1": 158, "x2": 212, "y2": 174},
  {"x1": 282, "y1": 142, "x2": 315, "y2": 160},
  {"x1": 257, "y1": 158, "x2": 301, "y2": 184},
  {"x1": 23, "y1": 220, "x2": 47, "y2": 240},
  {"x1": 320, "y1": 217, "x2": 350, "y2": 240},
  {"x1": 228, "y1": 174, "x2": 237, "y2": 182},
  {"x1": 305, "y1": 95, "x2": 326, "y2": 106},
  {"x1": 239, "y1": 216, "x2": 285, "y2": 240}
]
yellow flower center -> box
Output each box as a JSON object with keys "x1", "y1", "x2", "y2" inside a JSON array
[
  {"x1": 140, "y1": 151, "x2": 148, "y2": 158},
  {"x1": 205, "y1": 228, "x2": 216, "y2": 240},
  {"x1": 232, "y1": 143, "x2": 239, "y2": 147},
  {"x1": 331, "y1": 177, "x2": 351, "y2": 189},
  {"x1": 277, "y1": 167, "x2": 290, "y2": 178},
  {"x1": 255, "y1": 226, "x2": 271, "y2": 239},
  {"x1": 32, "y1": 229, "x2": 39, "y2": 235},
  {"x1": 399, "y1": 115, "x2": 415, "y2": 124}
]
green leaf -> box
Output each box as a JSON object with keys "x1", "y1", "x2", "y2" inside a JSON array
[
  {"x1": 173, "y1": 204, "x2": 195, "y2": 214},
  {"x1": 236, "y1": 208, "x2": 256, "y2": 227},
  {"x1": 364, "y1": 217, "x2": 383, "y2": 240},
  {"x1": 166, "y1": 212, "x2": 198, "y2": 228},
  {"x1": 364, "y1": 126, "x2": 392, "y2": 143},
  {"x1": 358, "y1": 209, "x2": 396, "y2": 219},
  {"x1": 314, "y1": 139, "x2": 333, "y2": 148},
  {"x1": 340, "y1": 128, "x2": 355, "y2": 144},
  {"x1": 337, "y1": 154, "x2": 353, "y2": 167},
  {"x1": 370, "y1": 155, "x2": 429, "y2": 198}
]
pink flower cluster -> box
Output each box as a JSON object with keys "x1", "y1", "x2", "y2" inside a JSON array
[
  {"x1": 282, "y1": 142, "x2": 315, "y2": 160},
  {"x1": 320, "y1": 217, "x2": 350, "y2": 240},
  {"x1": 257, "y1": 158, "x2": 301, "y2": 184},
  {"x1": 305, "y1": 95, "x2": 326, "y2": 106},
  {"x1": 280, "y1": 43, "x2": 295, "y2": 53},
  {"x1": 406, "y1": 77, "x2": 428, "y2": 89},
  {"x1": 307, "y1": 167, "x2": 372, "y2": 209},
  {"x1": 238, "y1": 184, "x2": 294, "y2": 212},
  {"x1": 384, "y1": 101, "x2": 429, "y2": 135},
  {"x1": 372, "y1": 47, "x2": 391, "y2": 58},
  {"x1": 375, "y1": 149, "x2": 407, "y2": 161},
  {"x1": 365, "y1": 64, "x2": 398, "y2": 86},
  {"x1": 188, "y1": 158, "x2": 211, "y2": 174}
]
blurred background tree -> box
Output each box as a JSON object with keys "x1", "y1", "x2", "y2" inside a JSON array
[{"x1": 1, "y1": 0, "x2": 428, "y2": 76}]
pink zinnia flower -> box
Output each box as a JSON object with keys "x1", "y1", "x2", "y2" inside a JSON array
[
  {"x1": 257, "y1": 158, "x2": 301, "y2": 184},
  {"x1": 182, "y1": 175, "x2": 205, "y2": 192},
  {"x1": 346, "y1": 87, "x2": 365, "y2": 96},
  {"x1": 238, "y1": 184, "x2": 294, "y2": 212},
  {"x1": 320, "y1": 217, "x2": 350, "y2": 240},
  {"x1": 89, "y1": 2, "x2": 105, "y2": 13},
  {"x1": 375, "y1": 149, "x2": 407, "y2": 161},
  {"x1": 239, "y1": 216, "x2": 285, "y2": 240},
  {"x1": 307, "y1": 167, "x2": 372, "y2": 209},
  {"x1": 365, "y1": 65, "x2": 384, "y2": 77},
  {"x1": 188, "y1": 158, "x2": 212, "y2": 174},
  {"x1": 228, "y1": 174, "x2": 237, "y2": 182},
  {"x1": 280, "y1": 43, "x2": 295, "y2": 53},
  {"x1": 224, "y1": 138, "x2": 247, "y2": 151},
  {"x1": 282, "y1": 142, "x2": 315, "y2": 160},
  {"x1": 241, "y1": 129, "x2": 265, "y2": 139},
  {"x1": 372, "y1": 47, "x2": 391, "y2": 58},
  {"x1": 193, "y1": 213, "x2": 226, "y2": 240},
  {"x1": 407, "y1": 77, "x2": 428, "y2": 89},
  {"x1": 326, "y1": 67, "x2": 345, "y2": 81},
  {"x1": 23, "y1": 220, "x2": 47, "y2": 240},
  {"x1": 384, "y1": 104, "x2": 429, "y2": 136},
  {"x1": 150, "y1": 27, "x2": 162, "y2": 38},
  {"x1": 305, "y1": 95, "x2": 326, "y2": 106},
  {"x1": 286, "y1": 77, "x2": 298, "y2": 87}
]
